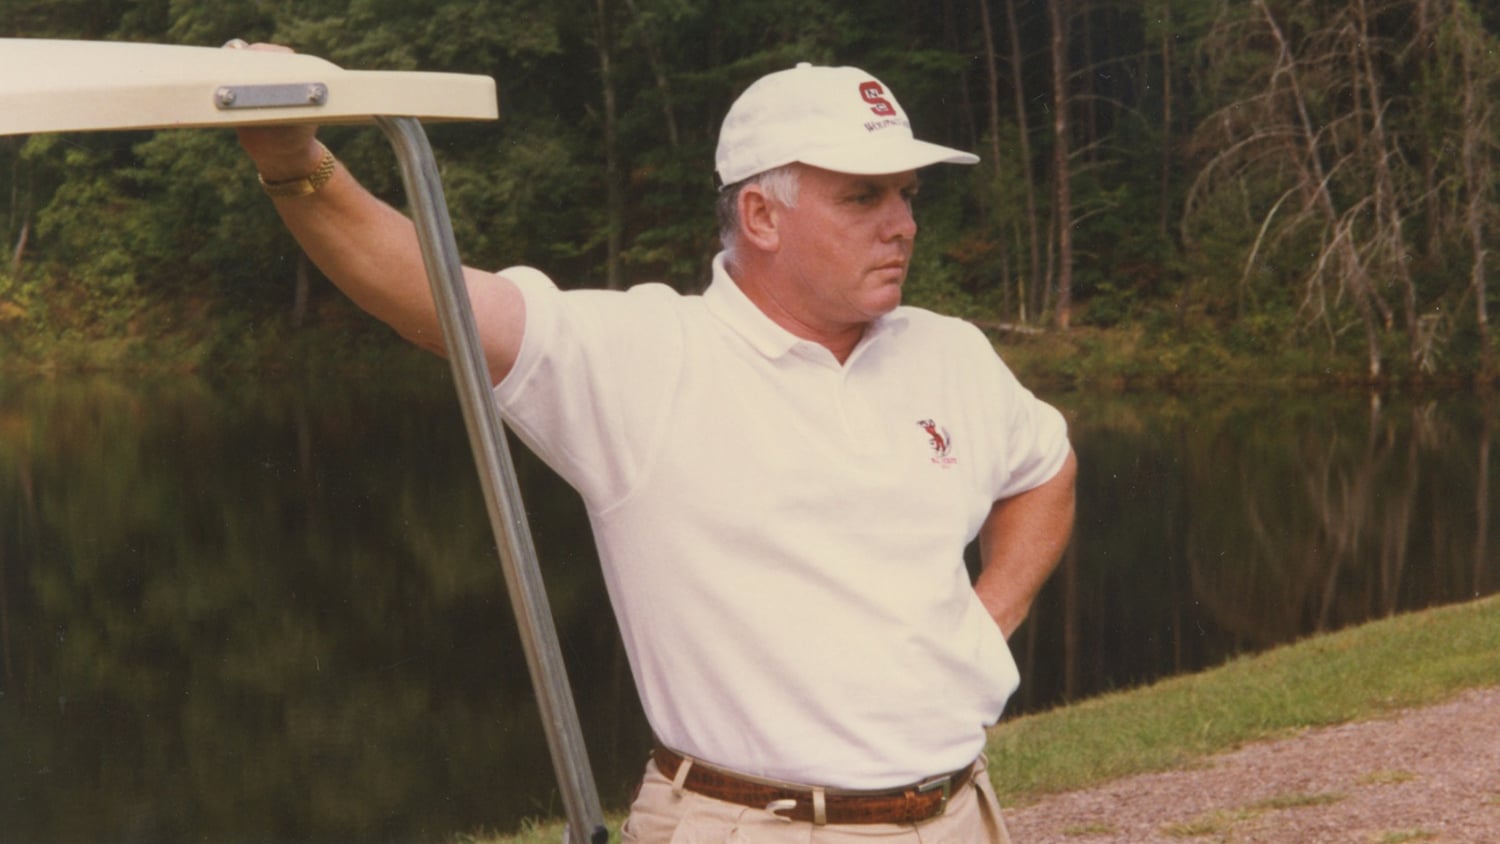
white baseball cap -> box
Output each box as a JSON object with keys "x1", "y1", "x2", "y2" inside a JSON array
[{"x1": 714, "y1": 62, "x2": 980, "y2": 187}]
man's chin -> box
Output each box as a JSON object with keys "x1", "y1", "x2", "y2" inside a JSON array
[{"x1": 868, "y1": 285, "x2": 903, "y2": 317}]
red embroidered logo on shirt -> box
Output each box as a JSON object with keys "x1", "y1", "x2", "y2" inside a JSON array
[{"x1": 917, "y1": 419, "x2": 958, "y2": 467}]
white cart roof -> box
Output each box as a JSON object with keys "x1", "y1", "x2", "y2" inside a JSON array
[{"x1": 0, "y1": 38, "x2": 498, "y2": 136}]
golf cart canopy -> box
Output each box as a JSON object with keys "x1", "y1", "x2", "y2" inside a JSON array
[{"x1": 0, "y1": 37, "x2": 497, "y2": 136}]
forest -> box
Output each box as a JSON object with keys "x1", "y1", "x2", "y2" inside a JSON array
[{"x1": 3, "y1": 0, "x2": 1500, "y2": 383}]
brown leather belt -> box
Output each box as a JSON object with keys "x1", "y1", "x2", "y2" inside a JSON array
[{"x1": 651, "y1": 746, "x2": 975, "y2": 825}]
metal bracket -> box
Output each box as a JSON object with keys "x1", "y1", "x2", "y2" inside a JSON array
[{"x1": 214, "y1": 82, "x2": 329, "y2": 110}]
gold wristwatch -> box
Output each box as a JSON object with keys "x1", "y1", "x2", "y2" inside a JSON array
[{"x1": 259, "y1": 143, "x2": 337, "y2": 198}]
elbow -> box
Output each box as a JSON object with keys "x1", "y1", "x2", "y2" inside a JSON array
[{"x1": 1051, "y1": 446, "x2": 1080, "y2": 501}]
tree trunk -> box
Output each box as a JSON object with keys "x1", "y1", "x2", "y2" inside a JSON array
[
  {"x1": 1082, "y1": 3, "x2": 1098, "y2": 166},
  {"x1": 1159, "y1": 0, "x2": 1174, "y2": 242},
  {"x1": 9, "y1": 217, "x2": 26, "y2": 276},
  {"x1": 594, "y1": 0, "x2": 624, "y2": 290},
  {"x1": 1353, "y1": 0, "x2": 1421, "y2": 371},
  {"x1": 977, "y1": 0, "x2": 1013, "y2": 314},
  {"x1": 1049, "y1": 0, "x2": 1074, "y2": 330},
  {"x1": 7, "y1": 148, "x2": 24, "y2": 275},
  {"x1": 979, "y1": 0, "x2": 1002, "y2": 212},
  {"x1": 1004, "y1": 0, "x2": 1043, "y2": 324},
  {"x1": 621, "y1": 0, "x2": 679, "y2": 150},
  {"x1": 1458, "y1": 0, "x2": 1493, "y2": 379}
]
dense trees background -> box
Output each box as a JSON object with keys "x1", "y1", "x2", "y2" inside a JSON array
[
  {"x1": 3, "y1": 0, "x2": 1499, "y2": 380},
  {"x1": 5, "y1": 6, "x2": 1500, "y2": 836}
]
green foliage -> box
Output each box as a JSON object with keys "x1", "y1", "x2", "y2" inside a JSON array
[
  {"x1": 5, "y1": 0, "x2": 1500, "y2": 379},
  {"x1": 161, "y1": 0, "x2": 271, "y2": 45}
]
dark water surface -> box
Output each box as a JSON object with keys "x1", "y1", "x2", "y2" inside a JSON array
[{"x1": 2, "y1": 370, "x2": 1495, "y2": 842}]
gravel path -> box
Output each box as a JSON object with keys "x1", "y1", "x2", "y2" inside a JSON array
[{"x1": 1002, "y1": 686, "x2": 1500, "y2": 843}]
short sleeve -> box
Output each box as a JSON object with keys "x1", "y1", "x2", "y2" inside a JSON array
[
  {"x1": 492, "y1": 267, "x2": 685, "y2": 509},
  {"x1": 967, "y1": 326, "x2": 1071, "y2": 500}
]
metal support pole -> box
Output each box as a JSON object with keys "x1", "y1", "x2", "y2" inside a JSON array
[{"x1": 377, "y1": 115, "x2": 608, "y2": 844}]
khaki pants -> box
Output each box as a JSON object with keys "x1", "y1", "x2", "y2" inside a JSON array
[{"x1": 621, "y1": 754, "x2": 1014, "y2": 843}]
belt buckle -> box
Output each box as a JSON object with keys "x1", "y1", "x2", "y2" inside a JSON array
[
  {"x1": 765, "y1": 798, "x2": 798, "y2": 822},
  {"x1": 915, "y1": 773, "x2": 952, "y2": 817}
]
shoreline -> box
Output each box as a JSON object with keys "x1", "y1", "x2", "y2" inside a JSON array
[
  {"x1": 1004, "y1": 685, "x2": 1500, "y2": 842},
  {"x1": 465, "y1": 595, "x2": 1500, "y2": 843}
]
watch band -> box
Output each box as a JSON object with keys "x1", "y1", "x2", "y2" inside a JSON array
[{"x1": 259, "y1": 142, "x2": 337, "y2": 198}]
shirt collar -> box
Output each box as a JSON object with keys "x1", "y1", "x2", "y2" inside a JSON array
[{"x1": 703, "y1": 252, "x2": 909, "y2": 363}]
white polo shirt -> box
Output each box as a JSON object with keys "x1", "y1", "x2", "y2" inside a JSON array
[{"x1": 494, "y1": 254, "x2": 1070, "y2": 789}]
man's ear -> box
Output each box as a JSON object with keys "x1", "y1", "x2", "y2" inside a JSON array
[{"x1": 738, "y1": 184, "x2": 781, "y2": 252}]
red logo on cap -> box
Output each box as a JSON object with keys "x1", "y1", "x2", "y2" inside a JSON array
[{"x1": 860, "y1": 82, "x2": 896, "y2": 116}]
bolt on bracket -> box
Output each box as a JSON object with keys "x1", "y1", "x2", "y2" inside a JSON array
[{"x1": 214, "y1": 82, "x2": 329, "y2": 110}]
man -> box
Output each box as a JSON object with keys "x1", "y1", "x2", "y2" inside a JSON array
[{"x1": 237, "y1": 52, "x2": 1076, "y2": 842}]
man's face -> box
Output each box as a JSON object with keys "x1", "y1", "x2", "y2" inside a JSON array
[{"x1": 771, "y1": 165, "x2": 920, "y2": 334}]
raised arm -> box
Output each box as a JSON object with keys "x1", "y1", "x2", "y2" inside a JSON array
[
  {"x1": 233, "y1": 47, "x2": 525, "y2": 384},
  {"x1": 973, "y1": 448, "x2": 1078, "y2": 638}
]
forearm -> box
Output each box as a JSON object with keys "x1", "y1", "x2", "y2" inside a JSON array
[
  {"x1": 973, "y1": 448, "x2": 1077, "y2": 638},
  {"x1": 265, "y1": 160, "x2": 447, "y2": 352},
  {"x1": 241, "y1": 127, "x2": 525, "y2": 382}
]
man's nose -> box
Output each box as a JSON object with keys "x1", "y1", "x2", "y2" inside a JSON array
[{"x1": 883, "y1": 195, "x2": 917, "y2": 240}]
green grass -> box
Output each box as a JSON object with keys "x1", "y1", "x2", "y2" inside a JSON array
[
  {"x1": 1061, "y1": 820, "x2": 1117, "y2": 836},
  {"x1": 1357, "y1": 769, "x2": 1417, "y2": 787},
  {"x1": 1159, "y1": 792, "x2": 1347, "y2": 838},
  {"x1": 1161, "y1": 807, "x2": 1260, "y2": 838},
  {"x1": 467, "y1": 595, "x2": 1500, "y2": 843},
  {"x1": 1247, "y1": 791, "x2": 1347, "y2": 811},
  {"x1": 987, "y1": 594, "x2": 1500, "y2": 801},
  {"x1": 1372, "y1": 830, "x2": 1439, "y2": 843}
]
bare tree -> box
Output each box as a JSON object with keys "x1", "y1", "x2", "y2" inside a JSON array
[
  {"x1": 1258, "y1": 0, "x2": 1387, "y2": 378},
  {"x1": 1186, "y1": 0, "x2": 1435, "y2": 379},
  {"x1": 1453, "y1": 0, "x2": 1495, "y2": 378},
  {"x1": 1184, "y1": 0, "x2": 1500, "y2": 379},
  {"x1": 1351, "y1": 0, "x2": 1423, "y2": 371}
]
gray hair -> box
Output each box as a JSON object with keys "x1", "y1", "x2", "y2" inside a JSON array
[{"x1": 717, "y1": 164, "x2": 802, "y2": 254}]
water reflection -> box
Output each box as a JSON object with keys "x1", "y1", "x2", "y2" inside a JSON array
[
  {"x1": 0, "y1": 369, "x2": 642, "y2": 843},
  {"x1": 1012, "y1": 388, "x2": 1499, "y2": 711},
  {"x1": 1, "y1": 373, "x2": 1495, "y2": 841}
]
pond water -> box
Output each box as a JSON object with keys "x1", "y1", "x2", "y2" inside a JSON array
[{"x1": 1, "y1": 368, "x2": 1495, "y2": 842}]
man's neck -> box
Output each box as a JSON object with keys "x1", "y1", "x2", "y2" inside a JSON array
[{"x1": 724, "y1": 253, "x2": 866, "y2": 364}]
